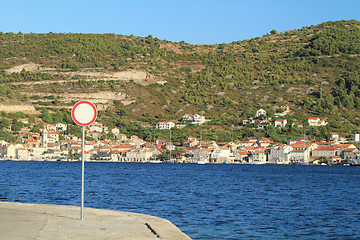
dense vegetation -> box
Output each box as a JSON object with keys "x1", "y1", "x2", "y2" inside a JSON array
[{"x1": 0, "y1": 20, "x2": 359, "y2": 143}]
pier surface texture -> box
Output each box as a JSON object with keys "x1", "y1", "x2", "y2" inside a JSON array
[{"x1": 0, "y1": 202, "x2": 191, "y2": 240}]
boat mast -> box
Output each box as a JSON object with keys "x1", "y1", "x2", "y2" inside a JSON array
[
  {"x1": 304, "y1": 131, "x2": 306, "y2": 162},
  {"x1": 169, "y1": 129, "x2": 172, "y2": 160}
]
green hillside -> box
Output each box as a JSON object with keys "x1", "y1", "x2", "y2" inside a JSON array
[{"x1": 0, "y1": 20, "x2": 359, "y2": 143}]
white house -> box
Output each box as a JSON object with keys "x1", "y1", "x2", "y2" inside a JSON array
[
  {"x1": 354, "y1": 134, "x2": 360, "y2": 142},
  {"x1": 156, "y1": 121, "x2": 175, "y2": 130},
  {"x1": 308, "y1": 117, "x2": 327, "y2": 126},
  {"x1": 182, "y1": 114, "x2": 194, "y2": 122},
  {"x1": 117, "y1": 134, "x2": 128, "y2": 142},
  {"x1": 330, "y1": 132, "x2": 347, "y2": 143},
  {"x1": 88, "y1": 122, "x2": 103, "y2": 133},
  {"x1": 46, "y1": 124, "x2": 57, "y2": 131},
  {"x1": 0, "y1": 144, "x2": 18, "y2": 159},
  {"x1": 55, "y1": 123, "x2": 67, "y2": 132},
  {"x1": 18, "y1": 118, "x2": 29, "y2": 124},
  {"x1": 210, "y1": 146, "x2": 233, "y2": 163},
  {"x1": 255, "y1": 109, "x2": 267, "y2": 118},
  {"x1": 328, "y1": 156, "x2": 345, "y2": 165},
  {"x1": 28, "y1": 146, "x2": 46, "y2": 159},
  {"x1": 234, "y1": 150, "x2": 249, "y2": 162},
  {"x1": 257, "y1": 138, "x2": 272, "y2": 147},
  {"x1": 289, "y1": 149, "x2": 310, "y2": 163},
  {"x1": 274, "y1": 119, "x2": 287, "y2": 128},
  {"x1": 16, "y1": 148, "x2": 29, "y2": 160},
  {"x1": 182, "y1": 114, "x2": 208, "y2": 125},
  {"x1": 111, "y1": 128, "x2": 120, "y2": 135},
  {"x1": 312, "y1": 146, "x2": 340, "y2": 158},
  {"x1": 249, "y1": 149, "x2": 267, "y2": 164},
  {"x1": 192, "y1": 148, "x2": 212, "y2": 163},
  {"x1": 268, "y1": 145, "x2": 292, "y2": 163},
  {"x1": 129, "y1": 136, "x2": 145, "y2": 148},
  {"x1": 48, "y1": 131, "x2": 59, "y2": 143},
  {"x1": 97, "y1": 150, "x2": 111, "y2": 160},
  {"x1": 123, "y1": 148, "x2": 153, "y2": 162},
  {"x1": 341, "y1": 148, "x2": 360, "y2": 162}
]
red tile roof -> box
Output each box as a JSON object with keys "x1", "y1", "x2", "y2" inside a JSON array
[{"x1": 313, "y1": 146, "x2": 339, "y2": 151}]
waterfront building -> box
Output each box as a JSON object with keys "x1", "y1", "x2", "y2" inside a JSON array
[
  {"x1": 111, "y1": 144, "x2": 132, "y2": 152},
  {"x1": 290, "y1": 142, "x2": 318, "y2": 151},
  {"x1": 0, "y1": 144, "x2": 15, "y2": 159},
  {"x1": 328, "y1": 156, "x2": 346, "y2": 165},
  {"x1": 192, "y1": 148, "x2": 212, "y2": 163},
  {"x1": 110, "y1": 150, "x2": 121, "y2": 161},
  {"x1": 268, "y1": 145, "x2": 292, "y2": 164},
  {"x1": 123, "y1": 148, "x2": 153, "y2": 162},
  {"x1": 289, "y1": 149, "x2": 310, "y2": 163},
  {"x1": 333, "y1": 144, "x2": 357, "y2": 151},
  {"x1": 234, "y1": 150, "x2": 249, "y2": 163},
  {"x1": 77, "y1": 150, "x2": 90, "y2": 160},
  {"x1": 210, "y1": 146, "x2": 233, "y2": 163},
  {"x1": 341, "y1": 148, "x2": 360, "y2": 162},
  {"x1": 248, "y1": 149, "x2": 267, "y2": 164},
  {"x1": 98, "y1": 150, "x2": 111, "y2": 160},
  {"x1": 28, "y1": 146, "x2": 46, "y2": 159},
  {"x1": 25, "y1": 137, "x2": 40, "y2": 148},
  {"x1": 16, "y1": 148, "x2": 29, "y2": 160},
  {"x1": 312, "y1": 146, "x2": 340, "y2": 158}
]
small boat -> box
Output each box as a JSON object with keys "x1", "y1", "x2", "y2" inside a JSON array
[
  {"x1": 147, "y1": 159, "x2": 161, "y2": 163},
  {"x1": 163, "y1": 159, "x2": 175, "y2": 164},
  {"x1": 294, "y1": 161, "x2": 309, "y2": 166}
]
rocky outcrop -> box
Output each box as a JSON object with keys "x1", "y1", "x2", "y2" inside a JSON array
[
  {"x1": 5, "y1": 63, "x2": 42, "y2": 75},
  {"x1": 0, "y1": 104, "x2": 38, "y2": 113},
  {"x1": 7, "y1": 63, "x2": 160, "y2": 86},
  {"x1": 26, "y1": 91, "x2": 128, "y2": 101}
]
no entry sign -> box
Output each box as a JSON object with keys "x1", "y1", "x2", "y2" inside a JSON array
[
  {"x1": 71, "y1": 101, "x2": 97, "y2": 126},
  {"x1": 71, "y1": 100, "x2": 97, "y2": 220}
]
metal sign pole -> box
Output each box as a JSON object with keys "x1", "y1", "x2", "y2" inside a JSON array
[
  {"x1": 71, "y1": 101, "x2": 97, "y2": 221},
  {"x1": 81, "y1": 126, "x2": 85, "y2": 220}
]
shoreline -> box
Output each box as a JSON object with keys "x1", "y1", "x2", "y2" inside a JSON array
[{"x1": 0, "y1": 158, "x2": 346, "y2": 166}]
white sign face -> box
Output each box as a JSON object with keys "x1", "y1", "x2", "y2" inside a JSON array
[{"x1": 71, "y1": 101, "x2": 97, "y2": 126}]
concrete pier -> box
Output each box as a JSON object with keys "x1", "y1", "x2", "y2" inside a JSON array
[{"x1": 0, "y1": 202, "x2": 191, "y2": 240}]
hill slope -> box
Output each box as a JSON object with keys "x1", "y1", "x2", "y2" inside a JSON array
[{"x1": 0, "y1": 20, "x2": 359, "y2": 143}]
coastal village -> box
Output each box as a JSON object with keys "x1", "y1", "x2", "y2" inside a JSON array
[{"x1": 1, "y1": 108, "x2": 359, "y2": 165}]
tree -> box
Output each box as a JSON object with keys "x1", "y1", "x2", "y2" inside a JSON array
[
  {"x1": 11, "y1": 120, "x2": 23, "y2": 132},
  {"x1": 270, "y1": 29, "x2": 277, "y2": 35},
  {"x1": 0, "y1": 118, "x2": 10, "y2": 129},
  {"x1": 41, "y1": 109, "x2": 53, "y2": 124},
  {"x1": 61, "y1": 59, "x2": 79, "y2": 71}
]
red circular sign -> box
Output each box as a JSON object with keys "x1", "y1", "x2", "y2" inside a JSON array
[{"x1": 71, "y1": 101, "x2": 97, "y2": 126}]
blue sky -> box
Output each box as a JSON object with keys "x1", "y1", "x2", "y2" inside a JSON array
[{"x1": 1, "y1": 0, "x2": 359, "y2": 44}]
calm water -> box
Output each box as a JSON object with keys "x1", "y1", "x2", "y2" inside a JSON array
[{"x1": 1, "y1": 161, "x2": 359, "y2": 239}]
